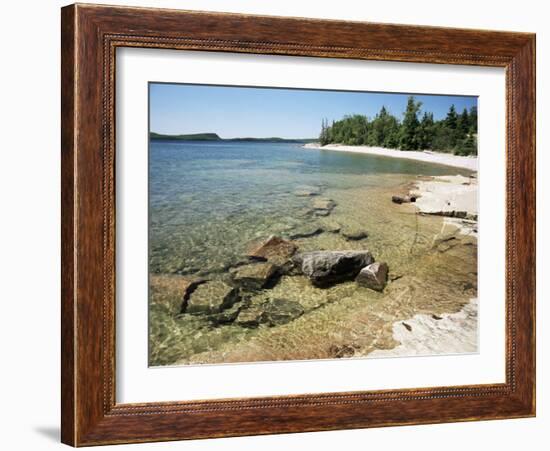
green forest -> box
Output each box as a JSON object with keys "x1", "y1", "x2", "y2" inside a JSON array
[{"x1": 319, "y1": 96, "x2": 478, "y2": 156}]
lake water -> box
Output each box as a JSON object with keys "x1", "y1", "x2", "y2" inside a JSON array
[
  {"x1": 149, "y1": 140, "x2": 477, "y2": 366},
  {"x1": 149, "y1": 141, "x2": 469, "y2": 275}
]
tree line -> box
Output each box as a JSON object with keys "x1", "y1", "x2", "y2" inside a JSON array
[{"x1": 319, "y1": 96, "x2": 477, "y2": 156}]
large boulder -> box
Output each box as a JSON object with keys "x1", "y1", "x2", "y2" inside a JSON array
[
  {"x1": 230, "y1": 262, "x2": 278, "y2": 290},
  {"x1": 261, "y1": 299, "x2": 304, "y2": 326},
  {"x1": 295, "y1": 250, "x2": 374, "y2": 287},
  {"x1": 356, "y1": 261, "x2": 389, "y2": 292},
  {"x1": 185, "y1": 280, "x2": 239, "y2": 314},
  {"x1": 245, "y1": 235, "x2": 298, "y2": 266}
]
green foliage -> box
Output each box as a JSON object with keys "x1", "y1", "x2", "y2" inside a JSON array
[
  {"x1": 319, "y1": 96, "x2": 478, "y2": 156},
  {"x1": 454, "y1": 134, "x2": 477, "y2": 156},
  {"x1": 417, "y1": 112, "x2": 435, "y2": 149},
  {"x1": 319, "y1": 118, "x2": 327, "y2": 145},
  {"x1": 468, "y1": 106, "x2": 478, "y2": 133},
  {"x1": 399, "y1": 96, "x2": 422, "y2": 150}
]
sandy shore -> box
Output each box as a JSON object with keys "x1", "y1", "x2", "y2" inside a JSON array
[{"x1": 304, "y1": 142, "x2": 478, "y2": 171}]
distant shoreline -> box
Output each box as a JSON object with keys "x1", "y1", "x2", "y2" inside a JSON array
[
  {"x1": 150, "y1": 132, "x2": 315, "y2": 144},
  {"x1": 303, "y1": 142, "x2": 478, "y2": 172}
]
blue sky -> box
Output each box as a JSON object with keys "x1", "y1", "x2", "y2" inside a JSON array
[{"x1": 150, "y1": 83, "x2": 477, "y2": 139}]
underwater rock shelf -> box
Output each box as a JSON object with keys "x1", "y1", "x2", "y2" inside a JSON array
[{"x1": 178, "y1": 235, "x2": 389, "y2": 328}]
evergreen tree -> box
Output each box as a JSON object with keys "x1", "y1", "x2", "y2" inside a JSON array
[
  {"x1": 320, "y1": 98, "x2": 477, "y2": 156},
  {"x1": 399, "y1": 96, "x2": 422, "y2": 150},
  {"x1": 445, "y1": 104, "x2": 458, "y2": 130},
  {"x1": 370, "y1": 106, "x2": 388, "y2": 146},
  {"x1": 468, "y1": 106, "x2": 478, "y2": 134},
  {"x1": 417, "y1": 112, "x2": 435, "y2": 150},
  {"x1": 454, "y1": 134, "x2": 477, "y2": 156},
  {"x1": 319, "y1": 118, "x2": 329, "y2": 145},
  {"x1": 444, "y1": 105, "x2": 459, "y2": 147},
  {"x1": 456, "y1": 108, "x2": 470, "y2": 141}
]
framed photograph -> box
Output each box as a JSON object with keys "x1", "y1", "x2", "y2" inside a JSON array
[{"x1": 61, "y1": 3, "x2": 536, "y2": 446}]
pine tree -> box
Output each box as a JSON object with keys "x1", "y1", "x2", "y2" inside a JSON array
[
  {"x1": 468, "y1": 106, "x2": 478, "y2": 134},
  {"x1": 444, "y1": 105, "x2": 459, "y2": 147},
  {"x1": 399, "y1": 96, "x2": 422, "y2": 150},
  {"x1": 319, "y1": 118, "x2": 329, "y2": 145},
  {"x1": 316, "y1": 99, "x2": 477, "y2": 156},
  {"x1": 417, "y1": 112, "x2": 435, "y2": 150},
  {"x1": 445, "y1": 105, "x2": 458, "y2": 129},
  {"x1": 456, "y1": 108, "x2": 470, "y2": 141},
  {"x1": 454, "y1": 134, "x2": 477, "y2": 156}
]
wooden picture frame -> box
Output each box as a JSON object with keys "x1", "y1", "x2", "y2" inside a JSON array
[{"x1": 61, "y1": 3, "x2": 536, "y2": 446}]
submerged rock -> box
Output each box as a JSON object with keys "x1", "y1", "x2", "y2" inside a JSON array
[
  {"x1": 312, "y1": 198, "x2": 336, "y2": 210},
  {"x1": 320, "y1": 220, "x2": 341, "y2": 233},
  {"x1": 235, "y1": 306, "x2": 265, "y2": 327},
  {"x1": 150, "y1": 274, "x2": 206, "y2": 314},
  {"x1": 294, "y1": 185, "x2": 321, "y2": 197},
  {"x1": 329, "y1": 343, "x2": 358, "y2": 358},
  {"x1": 289, "y1": 226, "x2": 324, "y2": 239},
  {"x1": 235, "y1": 299, "x2": 304, "y2": 328},
  {"x1": 246, "y1": 235, "x2": 298, "y2": 266},
  {"x1": 261, "y1": 299, "x2": 305, "y2": 326},
  {"x1": 341, "y1": 227, "x2": 369, "y2": 241},
  {"x1": 314, "y1": 209, "x2": 331, "y2": 217},
  {"x1": 356, "y1": 261, "x2": 389, "y2": 292},
  {"x1": 185, "y1": 280, "x2": 239, "y2": 315},
  {"x1": 312, "y1": 198, "x2": 336, "y2": 217},
  {"x1": 392, "y1": 195, "x2": 417, "y2": 204},
  {"x1": 209, "y1": 301, "x2": 244, "y2": 324},
  {"x1": 295, "y1": 250, "x2": 374, "y2": 287},
  {"x1": 230, "y1": 262, "x2": 278, "y2": 290}
]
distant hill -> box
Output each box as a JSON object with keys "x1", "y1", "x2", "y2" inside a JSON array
[
  {"x1": 150, "y1": 132, "x2": 315, "y2": 143},
  {"x1": 226, "y1": 137, "x2": 316, "y2": 143},
  {"x1": 149, "y1": 132, "x2": 221, "y2": 141}
]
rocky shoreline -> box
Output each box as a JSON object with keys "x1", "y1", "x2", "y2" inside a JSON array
[
  {"x1": 366, "y1": 298, "x2": 478, "y2": 357},
  {"x1": 150, "y1": 174, "x2": 478, "y2": 366}
]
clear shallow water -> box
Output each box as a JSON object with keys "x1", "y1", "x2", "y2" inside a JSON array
[
  {"x1": 149, "y1": 141, "x2": 469, "y2": 275},
  {"x1": 148, "y1": 141, "x2": 477, "y2": 366}
]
